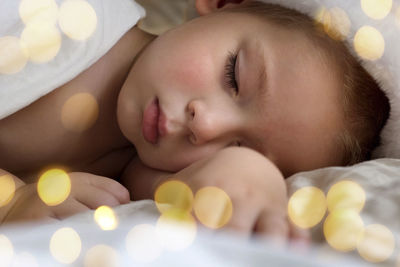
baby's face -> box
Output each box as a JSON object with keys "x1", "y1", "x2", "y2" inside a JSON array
[{"x1": 117, "y1": 11, "x2": 345, "y2": 177}]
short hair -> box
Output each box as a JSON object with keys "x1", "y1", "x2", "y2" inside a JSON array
[{"x1": 223, "y1": 0, "x2": 390, "y2": 166}]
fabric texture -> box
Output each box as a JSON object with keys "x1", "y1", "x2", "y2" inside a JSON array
[
  {"x1": 0, "y1": 0, "x2": 145, "y2": 120},
  {"x1": 256, "y1": 0, "x2": 400, "y2": 159}
]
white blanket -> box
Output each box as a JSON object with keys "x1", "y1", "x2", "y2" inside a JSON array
[
  {"x1": 0, "y1": 201, "x2": 368, "y2": 267},
  {"x1": 0, "y1": 159, "x2": 398, "y2": 266},
  {"x1": 287, "y1": 158, "x2": 400, "y2": 238},
  {"x1": 0, "y1": 0, "x2": 145, "y2": 120}
]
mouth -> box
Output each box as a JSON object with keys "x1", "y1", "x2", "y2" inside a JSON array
[{"x1": 142, "y1": 97, "x2": 167, "y2": 144}]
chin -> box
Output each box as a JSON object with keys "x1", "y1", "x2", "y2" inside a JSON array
[{"x1": 138, "y1": 150, "x2": 184, "y2": 172}]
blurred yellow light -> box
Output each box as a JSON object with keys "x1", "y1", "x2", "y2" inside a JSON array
[
  {"x1": 126, "y1": 224, "x2": 163, "y2": 263},
  {"x1": 156, "y1": 208, "x2": 197, "y2": 251},
  {"x1": 50, "y1": 227, "x2": 81, "y2": 264},
  {"x1": 154, "y1": 180, "x2": 193, "y2": 214},
  {"x1": 0, "y1": 36, "x2": 29, "y2": 75},
  {"x1": 12, "y1": 252, "x2": 39, "y2": 267},
  {"x1": 323, "y1": 209, "x2": 364, "y2": 252},
  {"x1": 193, "y1": 186, "x2": 233, "y2": 229},
  {"x1": 354, "y1": 26, "x2": 385, "y2": 61},
  {"x1": 0, "y1": 175, "x2": 16, "y2": 207},
  {"x1": 37, "y1": 169, "x2": 71, "y2": 206},
  {"x1": 0, "y1": 234, "x2": 14, "y2": 267},
  {"x1": 357, "y1": 224, "x2": 395, "y2": 262},
  {"x1": 59, "y1": 0, "x2": 97, "y2": 41},
  {"x1": 20, "y1": 22, "x2": 61, "y2": 63},
  {"x1": 327, "y1": 180, "x2": 366, "y2": 213},
  {"x1": 84, "y1": 244, "x2": 119, "y2": 267},
  {"x1": 288, "y1": 186, "x2": 327, "y2": 229},
  {"x1": 361, "y1": 0, "x2": 392, "y2": 20},
  {"x1": 314, "y1": 7, "x2": 328, "y2": 27},
  {"x1": 19, "y1": 0, "x2": 58, "y2": 25},
  {"x1": 316, "y1": 7, "x2": 351, "y2": 41},
  {"x1": 94, "y1": 205, "x2": 118, "y2": 231},
  {"x1": 61, "y1": 93, "x2": 99, "y2": 133}
]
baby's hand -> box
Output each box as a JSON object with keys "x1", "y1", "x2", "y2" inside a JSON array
[
  {"x1": 166, "y1": 147, "x2": 304, "y2": 243},
  {"x1": 2, "y1": 172, "x2": 130, "y2": 224},
  {"x1": 123, "y1": 148, "x2": 310, "y2": 244}
]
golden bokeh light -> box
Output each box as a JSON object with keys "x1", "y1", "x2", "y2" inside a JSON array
[
  {"x1": 94, "y1": 205, "x2": 118, "y2": 231},
  {"x1": 156, "y1": 208, "x2": 197, "y2": 251},
  {"x1": 50, "y1": 227, "x2": 82, "y2": 264},
  {"x1": 361, "y1": 0, "x2": 392, "y2": 20},
  {"x1": 193, "y1": 186, "x2": 233, "y2": 229},
  {"x1": 37, "y1": 169, "x2": 71, "y2": 206},
  {"x1": 354, "y1": 26, "x2": 385, "y2": 61},
  {"x1": 20, "y1": 21, "x2": 61, "y2": 63},
  {"x1": 61, "y1": 93, "x2": 99, "y2": 133},
  {"x1": 288, "y1": 186, "x2": 327, "y2": 229},
  {"x1": 323, "y1": 209, "x2": 364, "y2": 252},
  {"x1": 58, "y1": 0, "x2": 97, "y2": 41},
  {"x1": 126, "y1": 224, "x2": 163, "y2": 263},
  {"x1": 84, "y1": 244, "x2": 119, "y2": 267},
  {"x1": 154, "y1": 180, "x2": 193, "y2": 214},
  {"x1": 357, "y1": 224, "x2": 395, "y2": 262},
  {"x1": 12, "y1": 252, "x2": 39, "y2": 267},
  {"x1": 0, "y1": 36, "x2": 29, "y2": 75},
  {"x1": 19, "y1": 0, "x2": 58, "y2": 25},
  {"x1": 0, "y1": 234, "x2": 14, "y2": 267},
  {"x1": 327, "y1": 180, "x2": 366, "y2": 213},
  {"x1": 315, "y1": 7, "x2": 351, "y2": 41},
  {"x1": 0, "y1": 174, "x2": 16, "y2": 207}
]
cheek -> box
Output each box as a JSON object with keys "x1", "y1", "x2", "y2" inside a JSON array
[{"x1": 157, "y1": 42, "x2": 216, "y2": 95}]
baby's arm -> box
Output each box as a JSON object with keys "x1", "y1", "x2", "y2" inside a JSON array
[{"x1": 122, "y1": 147, "x2": 306, "y2": 241}]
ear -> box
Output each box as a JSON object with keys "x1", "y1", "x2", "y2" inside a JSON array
[{"x1": 195, "y1": 0, "x2": 246, "y2": 16}]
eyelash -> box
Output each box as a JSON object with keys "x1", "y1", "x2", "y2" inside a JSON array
[{"x1": 225, "y1": 52, "x2": 239, "y2": 95}]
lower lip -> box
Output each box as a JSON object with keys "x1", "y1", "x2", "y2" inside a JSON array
[{"x1": 142, "y1": 97, "x2": 159, "y2": 144}]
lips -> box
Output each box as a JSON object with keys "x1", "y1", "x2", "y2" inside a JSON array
[
  {"x1": 142, "y1": 97, "x2": 160, "y2": 144},
  {"x1": 142, "y1": 97, "x2": 167, "y2": 144}
]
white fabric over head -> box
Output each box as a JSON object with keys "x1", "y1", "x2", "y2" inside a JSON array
[{"x1": 0, "y1": 0, "x2": 145, "y2": 120}]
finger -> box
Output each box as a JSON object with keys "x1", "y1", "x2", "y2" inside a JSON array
[
  {"x1": 72, "y1": 185, "x2": 120, "y2": 209},
  {"x1": 253, "y1": 211, "x2": 289, "y2": 246},
  {"x1": 221, "y1": 201, "x2": 260, "y2": 237},
  {"x1": 288, "y1": 221, "x2": 311, "y2": 253},
  {"x1": 83, "y1": 174, "x2": 130, "y2": 204},
  {"x1": 4, "y1": 197, "x2": 51, "y2": 223},
  {"x1": 289, "y1": 222, "x2": 311, "y2": 242},
  {"x1": 51, "y1": 199, "x2": 89, "y2": 219}
]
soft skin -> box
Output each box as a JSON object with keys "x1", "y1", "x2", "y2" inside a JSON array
[{"x1": 117, "y1": 0, "x2": 345, "y2": 178}]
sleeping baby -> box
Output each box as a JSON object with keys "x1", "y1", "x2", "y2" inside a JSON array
[{"x1": 0, "y1": 0, "x2": 390, "y2": 243}]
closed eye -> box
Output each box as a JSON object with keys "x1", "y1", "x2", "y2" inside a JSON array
[{"x1": 225, "y1": 51, "x2": 239, "y2": 96}]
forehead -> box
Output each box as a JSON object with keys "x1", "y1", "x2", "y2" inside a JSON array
[{"x1": 241, "y1": 28, "x2": 344, "y2": 175}]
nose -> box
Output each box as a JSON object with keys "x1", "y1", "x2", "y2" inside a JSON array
[{"x1": 186, "y1": 99, "x2": 238, "y2": 145}]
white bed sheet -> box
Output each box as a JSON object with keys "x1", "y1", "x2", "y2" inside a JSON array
[
  {"x1": 1, "y1": 159, "x2": 399, "y2": 266},
  {"x1": 0, "y1": 200, "x2": 369, "y2": 267}
]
